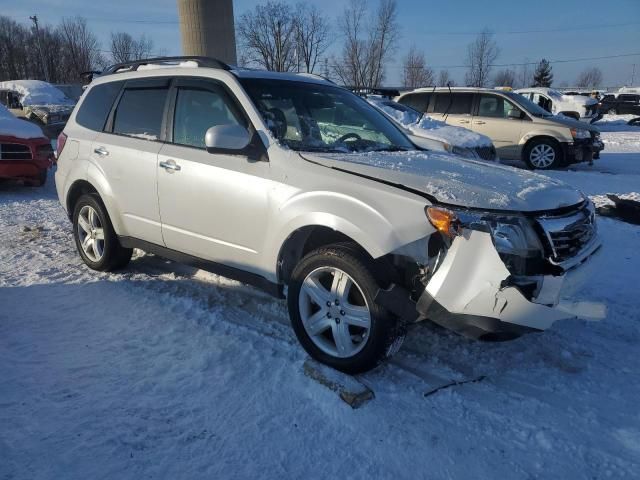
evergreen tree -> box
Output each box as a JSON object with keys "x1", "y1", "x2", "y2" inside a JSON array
[{"x1": 532, "y1": 59, "x2": 553, "y2": 87}]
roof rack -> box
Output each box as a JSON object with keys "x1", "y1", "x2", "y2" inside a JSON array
[{"x1": 102, "y1": 56, "x2": 231, "y2": 75}]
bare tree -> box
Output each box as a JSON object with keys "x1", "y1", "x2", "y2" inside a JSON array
[
  {"x1": 236, "y1": 1, "x2": 297, "y2": 72},
  {"x1": 110, "y1": 32, "x2": 155, "y2": 64},
  {"x1": 517, "y1": 59, "x2": 533, "y2": 88},
  {"x1": 576, "y1": 67, "x2": 603, "y2": 88},
  {"x1": 293, "y1": 3, "x2": 331, "y2": 73},
  {"x1": 58, "y1": 17, "x2": 102, "y2": 81},
  {"x1": 437, "y1": 69, "x2": 455, "y2": 87},
  {"x1": 0, "y1": 16, "x2": 33, "y2": 80},
  {"x1": 493, "y1": 68, "x2": 516, "y2": 87},
  {"x1": 464, "y1": 29, "x2": 499, "y2": 87},
  {"x1": 402, "y1": 45, "x2": 433, "y2": 88},
  {"x1": 333, "y1": 0, "x2": 399, "y2": 88}
]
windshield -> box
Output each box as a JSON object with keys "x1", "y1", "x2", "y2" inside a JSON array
[
  {"x1": 505, "y1": 91, "x2": 553, "y2": 118},
  {"x1": 239, "y1": 78, "x2": 415, "y2": 153}
]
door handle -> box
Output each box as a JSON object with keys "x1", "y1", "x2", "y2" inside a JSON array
[
  {"x1": 458, "y1": 119, "x2": 470, "y2": 124},
  {"x1": 94, "y1": 146, "x2": 109, "y2": 157},
  {"x1": 474, "y1": 121, "x2": 486, "y2": 125},
  {"x1": 159, "y1": 160, "x2": 181, "y2": 172}
]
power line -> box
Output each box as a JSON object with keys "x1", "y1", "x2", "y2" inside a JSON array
[
  {"x1": 411, "y1": 21, "x2": 640, "y2": 36},
  {"x1": 376, "y1": 52, "x2": 640, "y2": 70}
]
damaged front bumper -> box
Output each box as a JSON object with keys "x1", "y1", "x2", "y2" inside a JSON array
[{"x1": 377, "y1": 227, "x2": 601, "y2": 341}]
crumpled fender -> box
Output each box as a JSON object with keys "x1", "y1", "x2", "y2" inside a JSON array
[{"x1": 425, "y1": 229, "x2": 573, "y2": 330}]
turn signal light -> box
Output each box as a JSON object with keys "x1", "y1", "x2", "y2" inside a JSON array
[{"x1": 426, "y1": 206, "x2": 459, "y2": 238}]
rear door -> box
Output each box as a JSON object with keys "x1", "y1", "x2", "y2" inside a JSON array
[
  {"x1": 471, "y1": 93, "x2": 525, "y2": 159},
  {"x1": 429, "y1": 92, "x2": 474, "y2": 129},
  {"x1": 156, "y1": 78, "x2": 272, "y2": 274},
  {"x1": 91, "y1": 77, "x2": 170, "y2": 244}
]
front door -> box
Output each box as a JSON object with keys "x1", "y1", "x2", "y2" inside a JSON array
[
  {"x1": 472, "y1": 93, "x2": 525, "y2": 159},
  {"x1": 156, "y1": 79, "x2": 272, "y2": 275}
]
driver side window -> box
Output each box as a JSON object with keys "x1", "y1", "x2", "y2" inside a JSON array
[
  {"x1": 173, "y1": 87, "x2": 244, "y2": 149},
  {"x1": 477, "y1": 94, "x2": 520, "y2": 118}
]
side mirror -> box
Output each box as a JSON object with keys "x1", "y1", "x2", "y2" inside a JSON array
[
  {"x1": 507, "y1": 109, "x2": 522, "y2": 119},
  {"x1": 205, "y1": 124, "x2": 251, "y2": 153}
]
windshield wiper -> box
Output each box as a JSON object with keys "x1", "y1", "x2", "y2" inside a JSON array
[{"x1": 367, "y1": 146, "x2": 411, "y2": 152}]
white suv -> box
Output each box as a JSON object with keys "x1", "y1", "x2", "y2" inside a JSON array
[{"x1": 55, "y1": 57, "x2": 601, "y2": 373}]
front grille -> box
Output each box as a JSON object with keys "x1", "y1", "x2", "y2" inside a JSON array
[
  {"x1": 0, "y1": 143, "x2": 31, "y2": 160},
  {"x1": 475, "y1": 145, "x2": 497, "y2": 161},
  {"x1": 537, "y1": 203, "x2": 597, "y2": 263}
]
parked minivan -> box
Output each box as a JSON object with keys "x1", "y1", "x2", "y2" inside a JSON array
[
  {"x1": 56, "y1": 57, "x2": 601, "y2": 373},
  {"x1": 397, "y1": 87, "x2": 604, "y2": 169}
]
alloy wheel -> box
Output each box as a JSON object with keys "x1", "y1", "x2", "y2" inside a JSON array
[
  {"x1": 298, "y1": 267, "x2": 372, "y2": 358},
  {"x1": 77, "y1": 205, "x2": 105, "y2": 262},
  {"x1": 529, "y1": 144, "x2": 556, "y2": 168}
]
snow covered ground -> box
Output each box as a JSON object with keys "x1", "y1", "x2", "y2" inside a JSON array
[{"x1": 1, "y1": 117, "x2": 639, "y2": 479}]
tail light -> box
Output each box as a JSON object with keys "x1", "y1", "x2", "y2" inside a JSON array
[{"x1": 56, "y1": 132, "x2": 68, "y2": 158}]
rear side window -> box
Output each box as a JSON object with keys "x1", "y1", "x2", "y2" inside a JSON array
[
  {"x1": 432, "y1": 93, "x2": 473, "y2": 114},
  {"x1": 75, "y1": 81, "x2": 123, "y2": 131},
  {"x1": 173, "y1": 87, "x2": 245, "y2": 148},
  {"x1": 399, "y1": 93, "x2": 430, "y2": 112},
  {"x1": 619, "y1": 94, "x2": 639, "y2": 102},
  {"x1": 112, "y1": 87, "x2": 169, "y2": 141}
]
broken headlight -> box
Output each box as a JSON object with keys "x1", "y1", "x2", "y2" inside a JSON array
[{"x1": 427, "y1": 206, "x2": 544, "y2": 261}]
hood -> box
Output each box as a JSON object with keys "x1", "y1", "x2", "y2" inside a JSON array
[
  {"x1": 302, "y1": 150, "x2": 584, "y2": 212},
  {"x1": 544, "y1": 114, "x2": 600, "y2": 132},
  {"x1": 563, "y1": 94, "x2": 598, "y2": 107}
]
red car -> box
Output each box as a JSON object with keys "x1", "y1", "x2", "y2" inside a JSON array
[{"x1": 0, "y1": 106, "x2": 54, "y2": 186}]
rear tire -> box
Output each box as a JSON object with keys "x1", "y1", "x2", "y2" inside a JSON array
[
  {"x1": 523, "y1": 138, "x2": 563, "y2": 170},
  {"x1": 72, "y1": 194, "x2": 132, "y2": 272},
  {"x1": 288, "y1": 244, "x2": 405, "y2": 374}
]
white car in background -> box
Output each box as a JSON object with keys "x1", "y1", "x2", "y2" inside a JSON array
[
  {"x1": 515, "y1": 87, "x2": 600, "y2": 123},
  {"x1": 366, "y1": 96, "x2": 497, "y2": 161}
]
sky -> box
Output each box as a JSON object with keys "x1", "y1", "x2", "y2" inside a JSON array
[{"x1": 2, "y1": 0, "x2": 639, "y2": 87}]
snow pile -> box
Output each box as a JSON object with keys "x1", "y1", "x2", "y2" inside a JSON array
[
  {"x1": 595, "y1": 114, "x2": 640, "y2": 132},
  {"x1": 0, "y1": 104, "x2": 45, "y2": 139},
  {"x1": 0, "y1": 80, "x2": 74, "y2": 107},
  {"x1": 591, "y1": 192, "x2": 640, "y2": 208},
  {"x1": 367, "y1": 98, "x2": 493, "y2": 148}
]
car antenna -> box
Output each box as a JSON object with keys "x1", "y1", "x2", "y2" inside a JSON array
[
  {"x1": 417, "y1": 84, "x2": 437, "y2": 125},
  {"x1": 443, "y1": 83, "x2": 453, "y2": 122}
]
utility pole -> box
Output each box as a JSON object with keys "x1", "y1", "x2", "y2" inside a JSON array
[
  {"x1": 631, "y1": 64, "x2": 637, "y2": 86},
  {"x1": 29, "y1": 15, "x2": 50, "y2": 82}
]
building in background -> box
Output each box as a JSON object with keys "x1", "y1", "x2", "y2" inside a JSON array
[{"x1": 177, "y1": 0, "x2": 237, "y2": 64}]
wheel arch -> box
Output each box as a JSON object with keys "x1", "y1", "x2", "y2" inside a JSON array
[{"x1": 65, "y1": 165, "x2": 125, "y2": 234}]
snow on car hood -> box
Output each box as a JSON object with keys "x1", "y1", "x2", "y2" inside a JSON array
[
  {"x1": 407, "y1": 117, "x2": 493, "y2": 148},
  {"x1": 0, "y1": 104, "x2": 46, "y2": 139},
  {"x1": 302, "y1": 150, "x2": 584, "y2": 212},
  {"x1": 0, "y1": 80, "x2": 74, "y2": 107},
  {"x1": 367, "y1": 98, "x2": 493, "y2": 148}
]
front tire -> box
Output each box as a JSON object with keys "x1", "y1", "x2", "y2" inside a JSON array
[
  {"x1": 72, "y1": 194, "x2": 132, "y2": 271},
  {"x1": 288, "y1": 245, "x2": 404, "y2": 374},
  {"x1": 523, "y1": 138, "x2": 563, "y2": 170},
  {"x1": 608, "y1": 108, "x2": 617, "y2": 115}
]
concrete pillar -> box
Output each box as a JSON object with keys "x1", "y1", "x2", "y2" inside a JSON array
[{"x1": 177, "y1": 0, "x2": 237, "y2": 65}]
